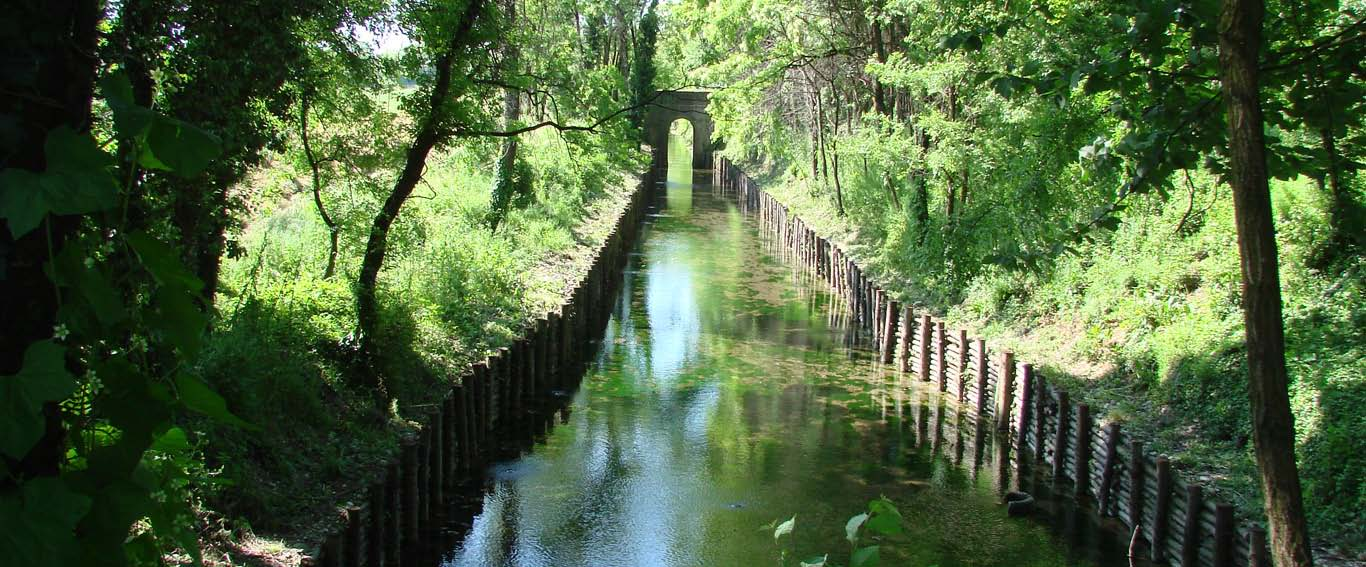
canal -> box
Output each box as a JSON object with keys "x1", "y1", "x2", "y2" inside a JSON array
[{"x1": 430, "y1": 135, "x2": 1135, "y2": 567}]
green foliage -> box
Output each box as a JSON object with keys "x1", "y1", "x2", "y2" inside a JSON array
[
  {"x1": 0, "y1": 127, "x2": 117, "y2": 238},
  {"x1": 1, "y1": 64, "x2": 240, "y2": 565},
  {"x1": 661, "y1": 0, "x2": 1365, "y2": 553},
  {"x1": 773, "y1": 497, "x2": 908, "y2": 567}
]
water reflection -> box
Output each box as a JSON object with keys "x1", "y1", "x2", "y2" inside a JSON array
[{"x1": 438, "y1": 136, "x2": 1134, "y2": 567}]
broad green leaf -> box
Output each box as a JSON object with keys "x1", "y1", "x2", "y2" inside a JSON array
[
  {"x1": 144, "y1": 117, "x2": 221, "y2": 177},
  {"x1": 0, "y1": 341, "x2": 76, "y2": 458},
  {"x1": 101, "y1": 69, "x2": 221, "y2": 177},
  {"x1": 0, "y1": 477, "x2": 92, "y2": 567},
  {"x1": 94, "y1": 357, "x2": 173, "y2": 441},
  {"x1": 850, "y1": 545, "x2": 880, "y2": 567},
  {"x1": 47, "y1": 244, "x2": 126, "y2": 326},
  {"x1": 845, "y1": 512, "x2": 869, "y2": 544},
  {"x1": 127, "y1": 232, "x2": 204, "y2": 293},
  {"x1": 0, "y1": 127, "x2": 117, "y2": 237},
  {"x1": 150, "y1": 427, "x2": 191, "y2": 453},
  {"x1": 773, "y1": 515, "x2": 795, "y2": 540},
  {"x1": 866, "y1": 497, "x2": 903, "y2": 536},
  {"x1": 100, "y1": 71, "x2": 155, "y2": 142},
  {"x1": 175, "y1": 373, "x2": 254, "y2": 429},
  {"x1": 150, "y1": 285, "x2": 206, "y2": 357}
]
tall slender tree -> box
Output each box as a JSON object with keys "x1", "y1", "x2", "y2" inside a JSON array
[{"x1": 1218, "y1": 0, "x2": 1315, "y2": 564}]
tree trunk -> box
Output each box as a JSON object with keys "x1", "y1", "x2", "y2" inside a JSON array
[
  {"x1": 1217, "y1": 0, "x2": 1315, "y2": 565},
  {"x1": 0, "y1": 0, "x2": 101, "y2": 480},
  {"x1": 815, "y1": 86, "x2": 831, "y2": 188},
  {"x1": 831, "y1": 84, "x2": 844, "y2": 216},
  {"x1": 299, "y1": 93, "x2": 340, "y2": 279},
  {"x1": 871, "y1": 19, "x2": 889, "y2": 116},
  {"x1": 356, "y1": 0, "x2": 487, "y2": 396},
  {"x1": 489, "y1": 0, "x2": 523, "y2": 233}
]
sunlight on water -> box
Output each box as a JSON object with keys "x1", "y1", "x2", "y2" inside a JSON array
[{"x1": 440, "y1": 134, "x2": 1134, "y2": 567}]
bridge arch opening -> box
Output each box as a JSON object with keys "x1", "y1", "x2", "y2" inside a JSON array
[
  {"x1": 667, "y1": 118, "x2": 695, "y2": 170},
  {"x1": 644, "y1": 90, "x2": 713, "y2": 170}
]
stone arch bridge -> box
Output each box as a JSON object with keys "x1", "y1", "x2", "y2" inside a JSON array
[{"x1": 644, "y1": 90, "x2": 713, "y2": 170}]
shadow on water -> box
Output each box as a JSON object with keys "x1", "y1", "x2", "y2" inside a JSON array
[{"x1": 408, "y1": 136, "x2": 1146, "y2": 567}]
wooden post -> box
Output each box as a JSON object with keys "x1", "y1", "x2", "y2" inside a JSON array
[
  {"x1": 1034, "y1": 378, "x2": 1049, "y2": 463},
  {"x1": 1052, "y1": 391, "x2": 1070, "y2": 479},
  {"x1": 343, "y1": 506, "x2": 363, "y2": 567},
  {"x1": 1214, "y1": 503, "x2": 1234, "y2": 567},
  {"x1": 935, "y1": 321, "x2": 947, "y2": 391},
  {"x1": 1075, "y1": 403, "x2": 1092, "y2": 499},
  {"x1": 1128, "y1": 440, "x2": 1145, "y2": 530},
  {"x1": 917, "y1": 315, "x2": 932, "y2": 381},
  {"x1": 974, "y1": 339, "x2": 989, "y2": 415},
  {"x1": 897, "y1": 306, "x2": 913, "y2": 372},
  {"x1": 320, "y1": 533, "x2": 341, "y2": 567},
  {"x1": 401, "y1": 439, "x2": 419, "y2": 548},
  {"x1": 1097, "y1": 423, "x2": 1121, "y2": 515},
  {"x1": 872, "y1": 290, "x2": 883, "y2": 344},
  {"x1": 459, "y1": 381, "x2": 475, "y2": 465},
  {"x1": 368, "y1": 481, "x2": 385, "y2": 567},
  {"x1": 444, "y1": 395, "x2": 458, "y2": 482},
  {"x1": 1017, "y1": 363, "x2": 1035, "y2": 451},
  {"x1": 881, "y1": 301, "x2": 898, "y2": 364},
  {"x1": 1153, "y1": 457, "x2": 1173, "y2": 562},
  {"x1": 1249, "y1": 527, "x2": 1269, "y2": 567},
  {"x1": 430, "y1": 411, "x2": 444, "y2": 510},
  {"x1": 1181, "y1": 484, "x2": 1204, "y2": 567},
  {"x1": 384, "y1": 461, "x2": 401, "y2": 567},
  {"x1": 956, "y1": 329, "x2": 968, "y2": 401},
  {"x1": 996, "y1": 351, "x2": 1016, "y2": 432},
  {"x1": 548, "y1": 311, "x2": 560, "y2": 378},
  {"x1": 417, "y1": 431, "x2": 430, "y2": 524}
]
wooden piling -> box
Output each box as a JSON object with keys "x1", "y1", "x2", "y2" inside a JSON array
[
  {"x1": 897, "y1": 306, "x2": 913, "y2": 372},
  {"x1": 367, "y1": 481, "x2": 385, "y2": 567},
  {"x1": 343, "y1": 506, "x2": 363, "y2": 567},
  {"x1": 1152, "y1": 457, "x2": 1173, "y2": 562},
  {"x1": 401, "y1": 438, "x2": 419, "y2": 548},
  {"x1": 417, "y1": 431, "x2": 430, "y2": 524},
  {"x1": 1074, "y1": 403, "x2": 1092, "y2": 499},
  {"x1": 918, "y1": 315, "x2": 932, "y2": 382},
  {"x1": 1128, "y1": 440, "x2": 1145, "y2": 530},
  {"x1": 1052, "y1": 391, "x2": 1070, "y2": 479},
  {"x1": 956, "y1": 329, "x2": 968, "y2": 401},
  {"x1": 881, "y1": 301, "x2": 898, "y2": 364},
  {"x1": 384, "y1": 461, "x2": 401, "y2": 567},
  {"x1": 1214, "y1": 503, "x2": 1234, "y2": 567},
  {"x1": 1181, "y1": 484, "x2": 1204, "y2": 566},
  {"x1": 1034, "y1": 377, "x2": 1049, "y2": 463},
  {"x1": 975, "y1": 339, "x2": 989, "y2": 415},
  {"x1": 996, "y1": 351, "x2": 1016, "y2": 432},
  {"x1": 443, "y1": 395, "x2": 458, "y2": 483},
  {"x1": 320, "y1": 533, "x2": 341, "y2": 567},
  {"x1": 1249, "y1": 527, "x2": 1268, "y2": 567},
  {"x1": 430, "y1": 411, "x2": 444, "y2": 510},
  {"x1": 935, "y1": 321, "x2": 947, "y2": 391},
  {"x1": 1097, "y1": 423, "x2": 1121, "y2": 515},
  {"x1": 1016, "y1": 363, "x2": 1034, "y2": 451}
]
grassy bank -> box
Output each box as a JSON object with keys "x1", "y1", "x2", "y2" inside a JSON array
[
  {"x1": 191, "y1": 129, "x2": 644, "y2": 563},
  {"x1": 746, "y1": 165, "x2": 1364, "y2": 558}
]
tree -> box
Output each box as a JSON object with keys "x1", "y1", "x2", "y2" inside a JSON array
[
  {"x1": 629, "y1": 0, "x2": 660, "y2": 130},
  {"x1": 355, "y1": 0, "x2": 490, "y2": 390},
  {"x1": 1218, "y1": 0, "x2": 1315, "y2": 563}
]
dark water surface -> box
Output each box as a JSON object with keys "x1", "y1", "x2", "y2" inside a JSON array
[{"x1": 434, "y1": 137, "x2": 1136, "y2": 567}]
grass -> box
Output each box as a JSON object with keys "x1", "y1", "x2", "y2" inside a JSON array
[
  {"x1": 753, "y1": 162, "x2": 1366, "y2": 557},
  {"x1": 191, "y1": 128, "x2": 644, "y2": 561}
]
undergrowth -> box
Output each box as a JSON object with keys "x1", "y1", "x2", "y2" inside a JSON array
[
  {"x1": 193, "y1": 129, "x2": 641, "y2": 547},
  {"x1": 760, "y1": 165, "x2": 1365, "y2": 554}
]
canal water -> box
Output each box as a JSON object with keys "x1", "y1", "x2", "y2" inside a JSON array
[{"x1": 434, "y1": 136, "x2": 1135, "y2": 567}]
